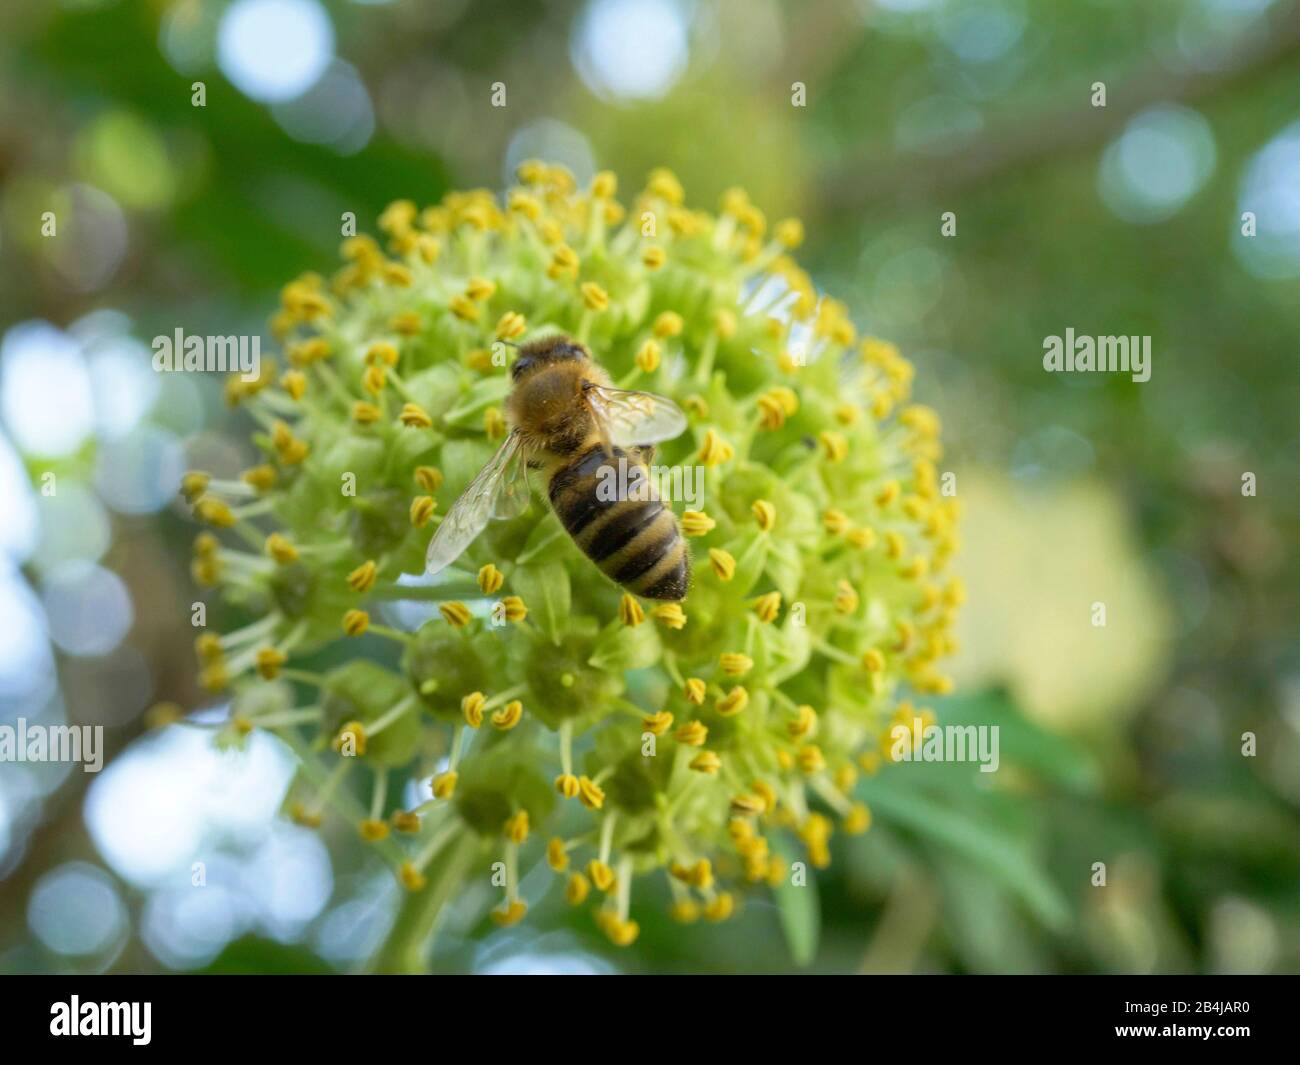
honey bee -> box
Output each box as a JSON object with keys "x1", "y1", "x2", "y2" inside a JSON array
[{"x1": 426, "y1": 334, "x2": 690, "y2": 600}]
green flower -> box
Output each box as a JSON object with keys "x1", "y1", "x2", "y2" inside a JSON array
[{"x1": 183, "y1": 162, "x2": 960, "y2": 957}]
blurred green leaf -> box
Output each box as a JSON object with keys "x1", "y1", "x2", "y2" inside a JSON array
[{"x1": 774, "y1": 855, "x2": 821, "y2": 966}]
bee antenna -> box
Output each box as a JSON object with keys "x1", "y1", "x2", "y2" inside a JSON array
[{"x1": 498, "y1": 339, "x2": 520, "y2": 349}]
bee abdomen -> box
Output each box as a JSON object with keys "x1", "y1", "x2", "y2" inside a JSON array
[
  {"x1": 582, "y1": 502, "x2": 686, "y2": 601},
  {"x1": 549, "y1": 451, "x2": 688, "y2": 601}
]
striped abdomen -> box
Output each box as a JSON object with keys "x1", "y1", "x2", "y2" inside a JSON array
[{"x1": 547, "y1": 445, "x2": 688, "y2": 601}]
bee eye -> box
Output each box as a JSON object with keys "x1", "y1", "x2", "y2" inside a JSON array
[{"x1": 510, "y1": 356, "x2": 534, "y2": 380}]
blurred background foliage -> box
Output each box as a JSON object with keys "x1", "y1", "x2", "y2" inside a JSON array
[{"x1": 0, "y1": 0, "x2": 1297, "y2": 974}]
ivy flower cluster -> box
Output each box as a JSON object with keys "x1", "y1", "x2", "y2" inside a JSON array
[{"x1": 181, "y1": 162, "x2": 961, "y2": 950}]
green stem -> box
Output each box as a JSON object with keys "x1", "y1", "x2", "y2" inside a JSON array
[{"x1": 365, "y1": 831, "x2": 479, "y2": 974}]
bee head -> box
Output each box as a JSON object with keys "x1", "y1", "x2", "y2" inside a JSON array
[{"x1": 510, "y1": 334, "x2": 588, "y2": 382}]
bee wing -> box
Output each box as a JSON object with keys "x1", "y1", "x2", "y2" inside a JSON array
[
  {"x1": 494, "y1": 449, "x2": 532, "y2": 519},
  {"x1": 425, "y1": 431, "x2": 527, "y2": 575},
  {"x1": 583, "y1": 385, "x2": 687, "y2": 448}
]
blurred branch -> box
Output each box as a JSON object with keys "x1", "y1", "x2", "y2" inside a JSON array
[{"x1": 820, "y1": 0, "x2": 1300, "y2": 210}]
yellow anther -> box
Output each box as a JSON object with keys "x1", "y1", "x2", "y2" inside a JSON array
[
  {"x1": 884, "y1": 531, "x2": 906, "y2": 559},
  {"x1": 408, "y1": 495, "x2": 437, "y2": 527},
  {"x1": 432, "y1": 771, "x2": 458, "y2": 799},
  {"x1": 590, "y1": 170, "x2": 617, "y2": 198},
  {"x1": 359, "y1": 819, "x2": 390, "y2": 842},
  {"x1": 752, "y1": 779, "x2": 778, "y2": 813},
  {"x1": 195, "y1": 497, "x2": 235, "y2": 528},
  {"x1": 501, "y1": 595, "x2": 527, "y2": 622},
  {"x1": 392, "y1": 810, "x2": 421, "y2": 834},
  {"x1": 730, "y1": 793, "x2": 766, "y2": 816},
  {"x1": 439, "y1": 601, "x2": 471, "y2": 628},
  {"x1": 681, "y1": 510, "x2": 715, "y2": 537},
  {"x1": 367, "y1": 341, "x2": 399, "y2": 366},
  {"x1": 547, "y1": 837, "x2": 569, "y2": 872},
  {"x1": 291, "y1": 804, "x2": 322, "y2": 829},
  {"x1": 449, "y1": 293, "x2": 479, "y2": 322},
  {"x1": 399, "y1": 861, "x2": 427, "y2": 891},
  {"x1": 642, "y1": 245, "x2": 665, "y2": 270},
  {"x1": 484, "y1": 406, "x2": 507, "y2": 440},
  {"x1": 684, "y1": 678, "x2": 706, "y2": 705},
  {"x1": 898, "y1": 556, "x2": 928, "y2": 581},
  {"x1": 465, "y1": 276, "x2": 496, "y2": 302},
  {"x1": 707, "y1": 306, "x2": 736, "y2": 339},
  {"x1": 342, "y1": 609, "x2": 369, "y2": 637},
  {"x1": 720, "y1": 653, "x2": 752, "y2": 677},
  {"x1": 279, "y1": 370, "x2": 307, "y2": 400},
  {"x1": 332, "y1": 721, "x2": 367, "y2": 756},
  {"x1": 580, "y1": 281, "x2": 609, "y2": 311},
  {"x1": 788, "y1": 704, "x2": 817, "y2": 739},
  {"x1": 707, "y1": 548, "x2": 736, "y2": 581},
  {"x1": 823, "y1": 509, "x2": 850, "y2": 536},
  {"x1": 751, "y1": 499, "x2": 776, "y2": 531},
  {"x1": 490, "y1": 900, "x2": 527, "y2": 927},
  {"x1": 829, "y1": 581, "x2": 859, "y2": 617},
  {"x1": 849, "y1": 526, "x2": 878, "y2": 551},
  {"x1": 416, "y1": 235, "x2": 440, "y2": 264},
  {"x1": 382, "y1": 262, "x2": 412, "y2": 287},
  {"x1": 565, "y1": 873, "x2": 591, "y2": 905},
  {"x1": 554, "y1": 773, "x2": 580, "y2": 799},
  {"x1": 504, "y1": 810, "x2": 529, "y2": 844},
  {"x1": 181, "y1": 471, "x2": 211, "y2": 502},
  {"x1": 752, "y1": 591, "x2": 781, "y2": 623},
  {"x1": 697, "y1": 428, "x2": 734, "y2": 466},
  {"x1": 689, "y1": 858, "x2": 714, "y2": 890},
  {"x1": 652, "y1": 311, "x2": 683, "y2": 338},
  {"x1": 819, "y1": 430, "x2": 848, "y2": 463},
  {"x1": 635, "y1": 339, "x2": 661, "y2": 373},
  {"x1": 390, "y1": 311, "x2": 423, "y2": 337},
  {"x1": 399, "y1": 403, "x2": 433, "y2": 428},
  {"x1": 587, "y1": 860, "x2": 616, "y2": 893},
  {"x1": 690, "y1": 750, "x2": 721, "y2": 774},
  {"x1": 756, "y1": 392, "x2": 787, "y2": 430},
  {"x1": 716, "y1": 687, "x2": 749, "y2": 716},
  {"x1": 646, "y1": 167, "x2": 684, "y2": 204},
  {"x1": 844, "y1": 803, "x2": 872, "y2": 835},
  {"x1": 461, "y1": 691, "x2": 486, "y2": 728},
  {"x1": 352, "y1": 401, "x2": 382, "y2": 425},
  {"x1": 577, "y1": 775, "x2": 605, "y2": 810},
  {"x1": 675, "y1": 720, "x2": 708, "y2": 746},
  {"x1": 347, "y1": 560, "x2": 378, "y2": 593},
  {"x1": 642, "y1": 711, "x2": 674, "y2": 736},
  {"x1": 494, "y1": 311, "x2": 526, "y2": 341},
  {"x1": 618, "y1": 593, "x2": 645, "y2": 627},
  {"x1": 255, "y1": 647, "x2": 286, "y2": 680},
  {"x1": 670, "y1": 900, "x2": 701, "y2": 923},
  {"x1": 265, "y1": 532, "x2": 298, "y2": 564},
  {"x1": 943, "y1": 577, "x2": 966, "y2": 607},
  {"x1": 414, "y1": 466, "x2": 443, "y2": 493},
  {"x1": 775, "y1": 218, "x2": 804, "y2": 248},
  {"x1": 477, "y1": 564, "x2": 504, "y2": 595},
  {"x1": 651, "y1": 602, "x2": 686, "y2": 629},
  {"x1": 704, "y1": 892, "x2": 735, "y2": 922},
  {"x1": 194, "y1": 633, "x2": 222, "y2": 662},
  {"x1": 492, "y1": 700, "x2": 523, "y2": 730},
  {"x1": 547, "y1": 244, "x2": 579, "y2": 279},
  {"x1": 798, "y1": 745, "x2": 826, "y2": 774}
]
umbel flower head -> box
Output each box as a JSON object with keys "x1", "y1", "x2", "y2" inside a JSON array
[{"x1": 184, "y1": 162, "x2": 960, "y2": 953}]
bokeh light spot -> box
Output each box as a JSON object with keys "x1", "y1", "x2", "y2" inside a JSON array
[
  {"x1": 217, "y1": 0, "x2": 335, "y2": 103},
  {"x1": 572, "y1": 0, "x2": 690, "y2": 102},
  {"x1": 1098, "y1": 104, "x2": 1216, "y2": 224}
]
